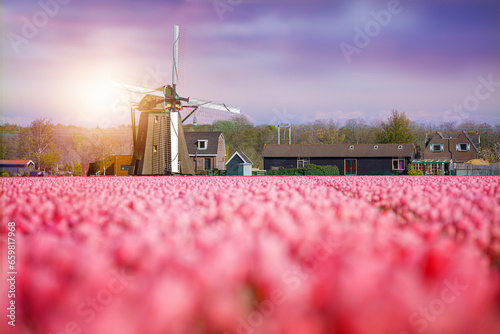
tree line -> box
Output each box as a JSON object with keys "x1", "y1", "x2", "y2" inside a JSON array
[
  {"x1": 202, "y1": 110, "x2": 500, "y2": 168},
  {"x1": 1, "y1": 111, "x2": 499, "y2": 172},
  {"x1": 1, "y1": 118, "x2": 132, "y2": 173}
]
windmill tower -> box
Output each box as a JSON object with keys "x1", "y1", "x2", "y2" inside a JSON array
[{"x1": 112, "y1": 25, "x2": 240, "y2": 175}]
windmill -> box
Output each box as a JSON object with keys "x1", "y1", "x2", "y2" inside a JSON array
[{"x1": 112, "y1": 25, "x2": 240, "y2": 175}]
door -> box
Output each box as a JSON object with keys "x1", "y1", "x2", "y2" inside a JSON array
[
  {"x1": 345, "y1": 159, "x2": 357, "y2": 175},
  {"x1": 204, "y1": 158, "x2": 211, "y2": 171}
]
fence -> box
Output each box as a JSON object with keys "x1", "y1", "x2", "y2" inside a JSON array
[{"x1": 454, "y1": 163, "x2": 500, "y2": 176}]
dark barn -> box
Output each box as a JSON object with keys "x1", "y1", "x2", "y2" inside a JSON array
[
  {"x1": 263, "y1": 144, "x2": 415, "y2": 175},
  {"x1": 0, "y1": 159, "x2": 35, "y2": 175}
]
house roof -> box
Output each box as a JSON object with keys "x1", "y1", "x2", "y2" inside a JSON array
[
  {"x1": 463, "y1": 132, "x2": 480, "y2": 152},
  {"x1": 0, "y1": 159, "x2": 34, "y2": 166},
  {"x1": 426, "y1": 131, "x2": 480, "y2": 151},
  {"x1": 184, "y1": 132, "x2": 223, "y2": 155},
  {"x1": 262, "y1": 144, "x2": 414, "y2": 158},
  {"x1": 226, "y1": 151, "x2": 253, "y2": 165}
]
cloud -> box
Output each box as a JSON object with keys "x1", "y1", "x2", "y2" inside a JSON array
[
  {"x1": 2, "y1": 0, "x2": 500, "y2": 127},
  {"x1": 310, "y1": 110, "x2": 366, "y2": 122}
]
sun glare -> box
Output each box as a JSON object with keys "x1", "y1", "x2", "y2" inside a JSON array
[
  {"x1": 86, "y1": 77, "x2": 112, "y2": 107},
  {"x1": 68, "y1": 63, "x2": 132, "y2": 127}
]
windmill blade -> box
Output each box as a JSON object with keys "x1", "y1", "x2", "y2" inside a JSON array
[
  {"x1": 172, "y1": 24, "x2": 180, "y2": 86},
  {"x1": 111, "y1": 82, "x2": 165, "y2": 98},
  {"x1": 181, "y1": 107, "x2": 238, "y2": 123},
  {"x1": 180, "y1": 106, "x2": 238, "y2": 123},
  {"x1": 188, "y1": 98, "x2": 240, "y2": 114}
]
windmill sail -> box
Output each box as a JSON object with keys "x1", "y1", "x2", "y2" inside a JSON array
[
  {"x1": 188, "y1": 98, "x2": 240, "y2": 114},
  {"x1": 172, "y1": 24, "x2": 180, "y2": 86},
  {"x1": 111, "y1": 82, "x2": 164, "y2": 99},
  {"x1": 112, "y1": 82, "x2": 240, "y2": 114}
]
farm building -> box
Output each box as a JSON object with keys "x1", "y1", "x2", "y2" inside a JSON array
[
  {"x1": 80, "y1": 163, "x2": 90, "y2": 176},
  {"x1": 185, "y1": 132, "x2": 226, "y2": 172},
  {"x1": 263, "y1": 144, "x2": 415, "y2": 175},
  {"x1": 87, "y1": 155, "x2": 132, "y2": 176},
  {"x1": 226, "y1": 151, "x2": 253, "y2": 176},
  {"x1": 0, "y1": 159, "x2": 35, "y2": 175},
  {"x1": 412, "y1": 131, "x2": 480, "y2": 175}
]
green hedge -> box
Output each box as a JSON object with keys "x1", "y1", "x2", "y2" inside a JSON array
[{"x1": 267, "y1": 164, "x2": 340, "y2": 176}]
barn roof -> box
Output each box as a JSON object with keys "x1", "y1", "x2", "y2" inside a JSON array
[
  {"x1": 184, "y1": 132, "x2": 223, "y2": 155},
  {"x1": 0, "y1": 159, "x2": 34, "y2": 166},
  {"x1": 262, "y1": 144, "x2": 414, "y2": 158}
]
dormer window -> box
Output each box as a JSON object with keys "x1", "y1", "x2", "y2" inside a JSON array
[
  {"x1": 349, "y1": 145, "x2": 354, "y2": 150},
  {"x1": 398, "y1": 145, "x2": 403, "y2": 150},
  {"x1": 430, "y1": 144, "x2": 443, "y2": 152},
  {"x1": 197, "y1": 140, "x2": 208, "y2": 150},
  {"x1": 456, "y1": 143, "x2": 470, "y2": 152},
  {"x1": 374, "y1": 145, "x2": 378, "y2": 150}
]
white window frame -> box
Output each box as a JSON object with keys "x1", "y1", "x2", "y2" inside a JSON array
[
  {"x1": 197, "y1": 140, "x2": 208, "y2": 150},
  {"x1": 297, "y1": 157, "x2": 310, "y2": 169},
  {"x1": 392, "y1": 158, "x2": 405, "y2": 170},
  {"x1": 430, "y1": 143, "x2": 443, "y2": 152},
  {"x1": 456, "y1": 143, "x2": 470, "y2": 152}
]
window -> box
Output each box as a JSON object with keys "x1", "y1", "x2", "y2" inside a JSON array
[
  {"x1": 349, "y1": 145, "x2": 354, "y2": 150},
  {"x1": 297, "y1": 158, "x2": 310, "y2": 169},
  {"x1": 198, "y1": 140, "x2": 208, "y2": 150},
  {"x1": 204, "y1": 158, "x2": 211, "y2": 170},
  {"x1": 413, "y1": 163, "x2": 424, "y2": 172},
  {"x1": 374, "y1": 145, "x2": 378, "y2": 150},
  {"x1": 428, "y1": 163, "x2": 439, "y2": 175},
  {"x1": 345, "y1": 159, "x2": 357, "y2": 175},
  {"x1": 430, "y1": 144, "x2": 443, "y2": 152},
  {"x1": 153, "y1": 145, "x2": 158, "y2": 153},
  {"x1": 456, "y1": 143, "x2": 470, "y2": 152},
  {"x1": 392, "y1": 158, "x2": 405, "y2": 170},
  {"x1": 154, "y1": 116, "x2": 159, "y2": 124},
  {"x1": 398, "y1": 145, "x2": 403, "y2": 150},
  {"x1": 121, "y1": 165, "x2": 130, "y2": 171}
]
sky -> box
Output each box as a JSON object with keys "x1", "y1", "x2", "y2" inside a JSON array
[{"x1": 2, "y1": 0, "x2": 500, "y2": 128}]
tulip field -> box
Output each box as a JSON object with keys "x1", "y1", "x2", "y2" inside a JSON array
[{"x1": 1, "y1": 176, "x2": 500, "y2": 334}]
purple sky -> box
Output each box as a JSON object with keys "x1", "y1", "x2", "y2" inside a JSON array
[{"x1": 2, "y1": 0, "x2": 500, "y2": 127}]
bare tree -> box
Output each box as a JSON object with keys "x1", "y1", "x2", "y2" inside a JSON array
[
  {"x1": 22, "y1": 118, "x2": 61, "y2": 170},
  {"x1": 30, "y1": 118, "x2": 55, "y2": 158},
  {"x1": 342, "y1": 118, "x2": 377, "y2": 144},
  {"x1": 312, "y1": 120, "x2": 345, "y2": 145}
]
